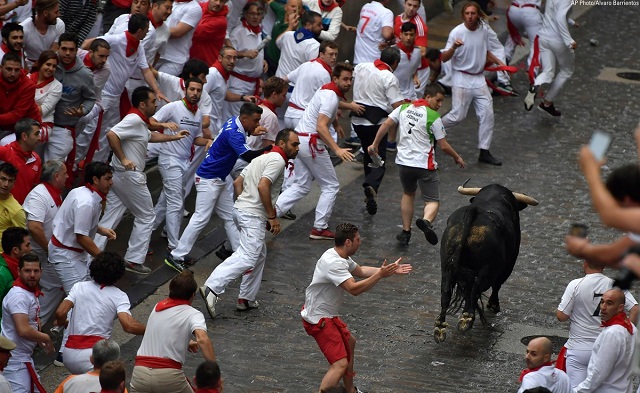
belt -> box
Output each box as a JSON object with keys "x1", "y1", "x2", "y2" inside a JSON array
[
  {"x1": 511, "y1": 2, "x2": 540, "y2": 9},
  {"x1": 51, "y1": 235, "x2": 84, "y2": 253},
  {"x1": 66, "y1": 335, "x2": 105, "y2": 349},
  {"x1": 135, "y1": 356, "x2": 182, "y2": 370},
  {"x1": 288, "y1": 102, "x2": 304, "y2": 111},
  {"x1": 229, "y1": 72, "x2": 261, "y2": 96},
  {"x1": 297, "y1": 132, "x2": 325, "y2": 158}
]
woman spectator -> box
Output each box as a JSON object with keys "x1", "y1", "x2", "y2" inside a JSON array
[{"x1": 29, "y1": 50, "x2": 62, "y2": 157}]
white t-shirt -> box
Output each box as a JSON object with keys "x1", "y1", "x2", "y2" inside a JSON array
[
  {"x1": 0, "y1": 373, "x2": 11, "y2": 393},
  {"x1": 444, "y1": 23, "x2": 490, "y2": 89},
  {"x1": 518, "y1": 365, "x2": 571, "y2": 393},
  {"x1": 537, "y1": 0, "x2": 574, "y2": 47},
  {"x1": 353, "y1": 1, "x2": 394, "y2": 64},
  {"x1": 296, "y1": 88, "x2": 340, "y2": 134},
  {"x1": 351, "y1": 62, "x2": 403, "y2": 126},
  {"x1": 101, "y1": 32, "x2": 149, "y2": 97},
  {"x1": 8, "y1": 0, "x2": 31, "y2": 23},
  {"x1": 1, "y1": 287, "x2": 40, "y2": 362},
  {"x1": 78, "y1": 49, "x2": 111, "y2": 107},
  {"x1": 21, "y1": 17, "x2": 65, "y2": 67},
  {"x1": 389, "y1": 103, "x2": 446, "y2": 170},
  {"x1": 235, "y1": 152, "x2": 286, "y2": 219},
  {"x1": 225, "y1": 0, "x2": 248, "y2": 35},
  {"x1": 136, "y1": 303, "x2": 207, "y2": 365},
  {"x1": 23, "y1": 183, "x2": 59, "y2": 255},
  {"x1": 229, "y1": 24, "x2": 263, "y2": 77},
  {"x1": 50, "y1": 186, "x2": 103, "y2": 253},
  {"x1": 285, "y1": 59, "x2": 331, "y2": 119},
  {"x1": 301, "y1": 247, "x2": 357, "y2": 324},
  {"x1": 558, "y1": 273, "x2": 637, "y2": 350},
  {"x1": 275, "y1": 31, "x2": 320, "y2": 78},
  {"x1": 156, "y1": 73, "x2": 213, "y2": 116},
  {"x1": 393, "y1": 45, "x2": 421, "y2": 100},
  {"x1": 109, "y1": 113, "x2": 152, "y2": 171},
  {"x1": 161, "y1": 0, "x2": 202, "y2": 63},
  {"x1": 247, "y1": 104, "x2": 278, "y2": 149},
  {"x1": 56, "y1": 372, "x2": 101, "y2": 393},
  {"x1": 203, "y1": 67, "x2": 228, "y2": 132},
  {"x1": 153, "y1": 100, "x2": 203, "y2": 160}
]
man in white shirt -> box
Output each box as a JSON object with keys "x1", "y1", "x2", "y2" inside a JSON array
[
  {"x1": 394, "y1": 0, "x2": 427, "y2": 56},
  {"x1": 20, "y1": 0, "x2": 65, "y2": 68},
  {"x1": 0, "y1": 336, "x2": 16, "y2": 393},
  {"x1": 393, "y1": 22, "x2": 421, "y2": 101},
  {"x1": 275, "y1": 10, "x2": 322, "y2": 78},
  {"x1": 301, "y1": 0, "x2": 342, "y2": 42},
  {"x1": 54, "y1": 339, "x2": 122, "y2": 393},
  {"x1": 440, "y1": 2, "x2": 504, "y2": 166},
  {"x1": 301, "y1": 223, "x2": 411, "y2": 393},
  {"x1": 353, "y1": 0, "x2": 394, "y2": 65},
  {"x1": 250, "y1": 77, "x2": 289, "y2": 148},
  {"x1": 156, "y1": 0, "x2": 202, "y2": 76},
  {"x1": 517, "y1": 337, "x2": 571, "y2": 393},
  {"x1": 574, "y1": 289, "x2": 636, "y2": 393}
]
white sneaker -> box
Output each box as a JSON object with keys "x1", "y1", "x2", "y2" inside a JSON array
[{"x1": 199, "y1": 286, "x2": 219, "y2": 319}]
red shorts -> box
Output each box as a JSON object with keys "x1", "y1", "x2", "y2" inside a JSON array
[{"x1": 302, "y1": 317, "x2": 351, "y2": 365}]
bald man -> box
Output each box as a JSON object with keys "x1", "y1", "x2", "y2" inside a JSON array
[
  {"x1": 575, "y1": 289, "x2": 636, "y2": 393},
  {"x1": 518, "y1": 337, "x2": 571, "y2": 393}
]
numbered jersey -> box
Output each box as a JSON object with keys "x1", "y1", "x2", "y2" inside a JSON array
[
  {"x1": 558, "y1": 273, "x2": 637, "y2": 350},
  {"x1": 389, "y1": 103, "x2": 445, "y2": 170},
  {"x1": 353, "y1": 1, "x2": 394, "y2": 65}
]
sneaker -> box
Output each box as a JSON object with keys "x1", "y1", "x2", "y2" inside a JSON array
[
  {"x1": 537, "y1": 102, "x2": 561, "y2": 117},
  {"x1": 199, "y1": 286, "x2": 219, "y2": 319},
  {"x1": 386, "y1": 141, "x2": 397, "y2": 152},
  {"x1": 309, "y1": 228, "x2": 335, "y2": 240},
  {"x1": 344, "y1": 137, "x2": 361, "y2": 147},
  {"x1": 364, "y1": 186, "x2": 377, "y2": 215},
  {"x1": 416, "y1": 218, "x2": 438, "y2": 245},
  {"x1": 53, "y1": 352, "x2": 64, "y2": 367},
  {"x1": 160, "y1": 229, "x2": 168, "y2": 238},
  {"x1": 478, "y1": 149, "x2": 502, "y2": 166},
  {"x1": 125, "y1": 262, "x2": 152, "y2": 274},
  {"x1": 164, "y1": 254, "x2": 186, "y2": 272},
  {"x1": 524, "y1": 85, "x2": 537, "y2": 111},
  {"x1": 215, "y1": 245, "x2": 233, "y2": 261},
  {"x1": 236, "y1": 298, "x2": 260, "y2": 311},
  {"x1": 495, "y1": 82, "x2": 519, "y2": 96},
  {"x1": 183, "y1": 209, "x2": 190, "y2": 217},
  {"x1": 396, "y1": 230, "x2": 411, "y2": 246},
  {"x1": 282, "y1": 209, "x2": 297, "y2": 220},
  {"x1": 182, "y1": 255, "x2": 195, "y2": 266}
]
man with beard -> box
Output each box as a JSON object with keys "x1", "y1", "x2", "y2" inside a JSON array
[
  {"x1": 275, "y1": 11, "x2": 323, "y2": 78},
  {"x1": 517, "y1": 337, "x2": 570, "y2": 393},
  {"x1": 0, "y1": 53, "x2": 40, "y2": 135},
  {"x1": 0, "y1": 118, "x2": 42, "y2": 204},
  {"x1": 21, "y1": 0, "x2": 65, "y2": 69},
  {"x1": 0, "y1": 23, "x2": 24, "y2": 67}
]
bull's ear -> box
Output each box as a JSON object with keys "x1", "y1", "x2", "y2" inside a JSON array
[
  {"x1": 469, "y1": 197, "x2": 475, "y2": 203},
  {"x1": 516, "y1": 201, "x2": 528, "y2": 211}
]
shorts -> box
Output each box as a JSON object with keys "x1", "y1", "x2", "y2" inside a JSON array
[
  {"x1": 397, "y1": 164, "x2": 440, "y2": 202},
  {"x1": 303, "y1": 317, "x2": 351, "y2": 365}
]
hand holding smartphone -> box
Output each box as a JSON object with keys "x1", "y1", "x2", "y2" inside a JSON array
[{"x1": 588, "y1": 130, "x2": 613, "y2": 161}]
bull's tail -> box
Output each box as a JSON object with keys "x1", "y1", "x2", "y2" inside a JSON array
[{"x1": 445, "y1": 205, "x2": 478, "y2": 316}]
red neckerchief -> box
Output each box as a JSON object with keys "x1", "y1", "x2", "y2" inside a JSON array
[
  {"x1": 124, "y1": 31, "x2": 140, "y2": 58},
  {"x1": 155, "y1": 297, "x2": 191, "y2": 311},
  {"x1": 311, "y1": 57, "x2": 332, "y2": 76},
  {"x1": 259, "y1": 98, "x2": 277, "y2": 113},
  {"x1": 396, "y1": 41, "x2": 415, "y2": 60},
  {"x1": 128, "y1": 107, "x2": 151, "y2": 125},
  {"x1": 2, "y1": 253, "x2": 18, "y2": 279},
  {"x1": 13, "y1": 277, "x2": 43, "y2": 298},
  {"x1": 86, "y1": 183, "x2": 107, "y2": 202},
  {"x1": 374, "y1": 59, "x2": 392, "y2": 72},
  {"x1": 83, "y1": 53, "x2": 97, "y2": 71},
  {"x1": 148, "y1": 10, "x2": 163, "y2": 28},
  {"x1": 320, "y1": 81, "x2": 345, "y2": 101},
  {"x1": 0, "y1": 43, "x2": 10, "y2": 54},
  {"x1": 182, "y1": 98, "x2": 198, "y2": 114},
  {"x1": 207, "y1": 3, "x2": 228, "y2": 17},
  {"x1": 270, "y1": 145, "x2": 291, "y2": 168},
  {"x1": 412, "y1": 99, "x2": 431, "y2": 108},
  {"x1": 43, "y1": 181, "x2": 62, "y2": 207},
  {"x1": 601, "y1": 312, "x2": 634, "y2": 334},
  {"x1": 212, "y1": 60, "x2": 229, "y2": 81},
  {"x1": 63, "y1": 58, "x2": 76, "y2": 71},
  {"x1": 519, "y1": 362, "x2": 554, "y2": 382},
  {"x1": 28, "y1": 72, "x2": 54, "y2": 89},
  {"x1": 318, "y1": 0, "x2": 338, "y2": 11},
  {"x1": 242, "y1": 19, "x2": 261, "y2": 34}
]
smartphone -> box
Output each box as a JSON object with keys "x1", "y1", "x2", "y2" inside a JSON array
[{"x1": 588, "y1": 130, "x2": 613, "y2": 161}]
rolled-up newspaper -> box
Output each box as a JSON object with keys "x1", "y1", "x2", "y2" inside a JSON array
[{"x1": 256, "y1": 35, "x2": 272, "y2": 51}]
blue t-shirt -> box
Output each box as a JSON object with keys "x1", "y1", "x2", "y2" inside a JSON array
[{"x1": 196, "y1": 117, "x2": 250, "y2": 179}]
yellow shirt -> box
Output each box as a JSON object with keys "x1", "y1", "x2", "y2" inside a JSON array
[{"x1": 0, "y1": 195, "x2": 26, "y2": 253}]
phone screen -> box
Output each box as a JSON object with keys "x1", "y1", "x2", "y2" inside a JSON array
[{"x1": 588, "y1": 130, "x2": 613, "y2": 161}]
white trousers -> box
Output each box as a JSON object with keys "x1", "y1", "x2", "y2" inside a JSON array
[
  {"x1": 275, "y1": 136, "x2": 338, "y2": 230},
  {"x1": 44, "y1": 126, "x2": 73, "y2": 162},
  {"x1": 153, "y1": 155, "x2": 190, "y2": 249},
  {"x1": 534, "y1": 37, "x2": 575, "y2": 102},
  {"x1": 48, "y1": 246, "x2": 90, "y2": 294},
  {"x1": 566, "y1": 348, "x2": 592, "y2": 389},
  {"x1": 182, "y1": 145, "x2": 206, "y2": 200},
  {"x1": 93, "y1": 94, "x2": 121, "y2": 163},
  {"x1": 62, "y1": 347, "x2": 93, "y2": 375},
  {"x1": 171, "y1": 176, "x2": 240, "y2": 260},
  {"x1": 504, "y1": 5, "x2": 542, "y2": 66},
  {"x1": 441, "y1": 85, "x2": 494, "y2": 150},
  {"x1": 4, "y1": 359, "x2": 42, "y2": 393},
  {"x1": 94, "y1": 170, "x2": 155, "y2": 264},
  {"x1": 75, "y1": 104, "x2": 103, "y2": 166},
  {"x1": 415, "y1": 66, "x2": 431, "y2": 99},
  {"x1": 283, "y1": 108, "x2": 302, "y2": 130},
  {"x1": 35, "y1": 248, "x2": 64, "y2": 326},
  {"x1": 205, "y1": 208, "x2": 267, "y2": 301}
]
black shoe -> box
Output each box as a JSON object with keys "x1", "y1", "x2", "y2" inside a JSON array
[
  {"x1": 364, "y1": 186, "x2": 377, "y2": 215},
  {"x1": 164, "y1": 253, "x2": 186, "y2": 272},
  {"x1": 396, "y1": 230, "x2": 411, "y2": 246},
  {"x1": 537, "y1": 102, "x2": 561, "y2": 117},
  {"x1": 282, "y1": 209, "x2": 297, "y2": 220},
  {"x1": 215, "y1": 245, "x2": 233, "y2": 261},
  {"x1": 416, "y1": 219, "x2": 438, "y2": 245},
  {"x1": 478, "y1": 149, "x2": 502, "y2": 166}
]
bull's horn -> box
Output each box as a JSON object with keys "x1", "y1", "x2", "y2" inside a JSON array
[
  {"x1": 512, "y1": 192, "x2": 539, "y2": 206},
  {"x1": 457, "y1": 186, "x2": 481, "y2": 196}
]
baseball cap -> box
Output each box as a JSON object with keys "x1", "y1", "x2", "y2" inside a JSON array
[{"x1": 0, "y1": 336, "x2": 16, "y2": 351}]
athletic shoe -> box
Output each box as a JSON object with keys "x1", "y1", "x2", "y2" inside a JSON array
[
  {"x1": 182, "y1": 255, "x2": 195, "y2": 266},
  {"x1": 386, "y1": 141, "x2": 397, "y2": 152},
  {"x1": 164, "y1": 254, "x2": 186, "y2": 272},
  {"x1": 309, "y1": 228, "x2": 335, "y2": 240},
  {"x1": 236, "y1": 299, "x2": 260, "y2": 311},
  {"x1": 537, "y1": 102, "x2": 562, "y2": 117},
  {"x1": 215, "y1": 245, "x2": 233, "y2": 261},
  {"x1": 125, "y1": 262, "x2": 152, "y2": 274},
  {"x1": 199, "y1": 286, "x2": 219, "y2": 319},
  {"x1": 524, "y1": 85, "x2": 537, "y2": 111},
  {"x1": 396, "y1": 230, "x2": 411, "y2": 246},
  {"x1": 495, "y1": 82, "x2": 519, "y2": 96},
  {"x1": 183, "y1": 209, "x2": 190, "y2": 217},
  {"x1": 282, "y1": 209, "x2": 297, "y2": 220},
  {"x1": 344, "y1": 137, "x2": 361, "y2": 147},
  {"x1": 364, "y1": 186, "x2": 377, "y2": 215},
  {"x1": 478, "y1": 149, "x2": 502, "y2": 166},
  {"x1": 416, "y1": 219, "x2": 438, "y2": 245},
  {"x1": 53, "y1": 352, "x2": 64, "y2": 367}
]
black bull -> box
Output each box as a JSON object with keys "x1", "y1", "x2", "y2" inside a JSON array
[{"x1": 434, "y1": 184, "x2": 538, "y2": 343}]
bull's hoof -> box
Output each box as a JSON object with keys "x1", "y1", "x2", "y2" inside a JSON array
[
  {"x1": 457, "y1": 312, "x2": 475, "y2": 332},
  {"x1": 433, "y1": 327, "x2": 447, "y2": 343},
  {"x1": 487, "y1": 301, "x2": 501, "y2": 313}
]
